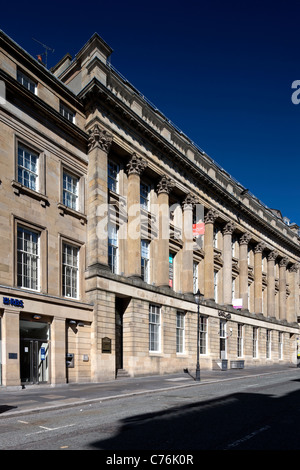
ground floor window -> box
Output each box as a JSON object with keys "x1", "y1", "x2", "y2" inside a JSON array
[
  {"x1": 149, "y1": 304, "x2": 161, "y2": 352},
  {"x1": 237, "y1": 324, "x2": 243, "y2": 357},
  {"x1": 253, "y1": 327, "x2": 258, "y2": 358},
  {"x1": 200, "y1": 316, "x2": 207, "y2": 354},
  {"x1": 176, "y1": 311, "x2": 185, "y2": 353}
]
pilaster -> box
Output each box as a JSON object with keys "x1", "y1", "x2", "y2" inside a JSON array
[
  {"x1": 1, "y1": 309, "x2": 20, "y2": 386},
  {"x1": 288, "y1": 263, "x2": 299, "y2": 323},
  {"x1": 87, "y1": 124, "x2": 113, "y2": 270}
]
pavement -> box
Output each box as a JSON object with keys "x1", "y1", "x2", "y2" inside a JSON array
[{"x1": 0, "y1": 364, "x2": 297, "y2": 418}]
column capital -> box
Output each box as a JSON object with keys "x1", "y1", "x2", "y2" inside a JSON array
[
  {"x1": 126, "y1": 152, "x2": 147, "y2": 176},
  {"x1": 182, "y1": 192, "x2": 198, "y2": 210},
  {"x1": 279, "y1": 256, "x2": 289, "y2": 267},
  {"x1": 254, "y1": 241, "x2": 266, "y2": 253},
  {"x1": 267, "y1": 250, "x2": 278, "y2": 261},
  {"x1": 239, "y1": 232, "x2": 251, "y2": 245},
  {"x1": 88, "y1": 124, "x2": 113, "y2": 153},
  {"x1": 289, "y1": 263, "x2": 299, "y2": 273},
  {"x1": 157, "y1": 175, "x2": 174, "y2": 195},
  {"x1": 223, "y1": 221, "x2": 236, "y2": 235},
  {"x1": 204, "y1": 209, "x2": 218, "y2": 224}
]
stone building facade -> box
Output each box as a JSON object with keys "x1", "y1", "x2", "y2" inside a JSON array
[{"x1": 0, "y1": 30, "x2": 299, "y2": 386}]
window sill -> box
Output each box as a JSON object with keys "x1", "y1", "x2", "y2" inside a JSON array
[
  {"x1": 57, "y1": 203, "x2": 87, "y2": 225},
  {"x1": 12, "y1": 181, "x2": 49, "y2": 207}
]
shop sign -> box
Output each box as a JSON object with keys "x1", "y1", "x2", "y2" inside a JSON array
[{"x1": 3, "y1": 297, "x2": 24, "y2": 308}]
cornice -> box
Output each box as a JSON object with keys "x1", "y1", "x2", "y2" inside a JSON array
[
  {"x1": 79, "y1": 78, "x2": 300, "y2": 256},
  {"x1": 0, "y1": 69, "x2": 87, "y2": 145}
]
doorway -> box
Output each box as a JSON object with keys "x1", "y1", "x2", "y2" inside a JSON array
[
  {"x1": 20, "y1": 320, "x2": 49, "y2": 384},
  {"x1": 115, "y1": 297, "x2": 130, "y2": 374},
  {"x1": 219, "y1": 319, "x2": 227, "y2": 359}
]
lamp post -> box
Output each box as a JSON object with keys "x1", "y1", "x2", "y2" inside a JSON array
[{"x1": 194, "y1": 288, "x2": 204, "y2": 381}]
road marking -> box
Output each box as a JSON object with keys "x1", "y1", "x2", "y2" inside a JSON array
[
  {"x1": 225, "y1": 425, "x2": 271, "y2": 449},
  {"x1": 25, "y1": 423, "x2": 76, "y2": 436}
]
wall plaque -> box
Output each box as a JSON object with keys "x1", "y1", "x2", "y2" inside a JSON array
[{"x1": 102, "y1": 337, "x2": 112, "y2": 354}]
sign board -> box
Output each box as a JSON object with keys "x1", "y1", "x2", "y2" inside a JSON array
[
  {"x1": 193, "y1": 223, "x2": 205, "y2": 236},
  {"x1": 102, "y1": 337, "x2": 112, "y2": 354},
  {"x1": 233, "y1": 298, "x2": 243, "y2": 309},
  {"x1": 3, "y1": 297, "x2": 24, "y2": 308}
]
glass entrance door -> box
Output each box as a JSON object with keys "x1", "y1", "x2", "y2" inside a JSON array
[
  {"x1": 20, "y1": 320, "x2": 49, "y2": 384},
  {"x1": 20, "y1": 340, "x2": 49, "y2": 384}
]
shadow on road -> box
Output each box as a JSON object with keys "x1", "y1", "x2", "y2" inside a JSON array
[{"x1": 90, "y1": 381, "x2": 300, "y2": 450}]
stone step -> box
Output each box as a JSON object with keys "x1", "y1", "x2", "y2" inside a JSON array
[{"x1": 116, "y1": 368, "x2": 130, "y2": 378}]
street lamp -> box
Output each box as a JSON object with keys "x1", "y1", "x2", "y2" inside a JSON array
[{"x1": 194, "y1": 288, "x2": 204, "y2": 381}]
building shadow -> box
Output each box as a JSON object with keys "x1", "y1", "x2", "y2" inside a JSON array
[
  {"x1": 0, "y1": 405, "x2": 17, "y2": 414},
  {"x1": 90, "y1": 380, "x2": 300, "y2": 450}
]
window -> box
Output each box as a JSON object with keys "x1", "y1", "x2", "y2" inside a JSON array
[
  {"x1": 237, "y1": 324, "x2": 243, "y2": 357},
  {"x1": 253, "y1": 327, "x2": 258, "y2": 358},
  {"x1": 169, "y1": 253, "x2": 174, "y2": 288},
  {"x1": 108, "y1": 224, "x2": 118, "y2": 274},
  {"x1": 176, "y1": 311, "x2": 185, "y2": 353},
  {"x1": 266, "y1": 329, "x2": 271, "y2": 359},
  {"x1": 17, "y1": 70, "x2": 37, "y2": 94},
  {"x1": 140, "y1": 182, "x2": 150, "y2": 210},
  {"x1": 214, "y1": 270, "x2": 218, "y2": 302},
  {"x1": 141, "y1": 240, "x2": 150, "y2": 282},
  {"x1": 200, "y1": 316, "x2": 207, "y2": 355},
  {"x1": 18, "y1": 144, "x2": 38, "y2": 191},
  {"x1": 193, "y1": 261, "x2": 198, "y2": 294},
  {"x1": 62, "y1": 243, "x2": 79, "y2": 298},
  {"x1": 108, "y1": 160, "x2": 119, "y2": 193},
  {"x1": 17, "y1": 226, "x2": 39, "y2": 290},
  {"x1": 60, "y1": 102, "x2": 75, "y2": 123},
  {"x1": 278, "y1": 332, "x2": 283, "y2": 360},
  {"x1": 149, "y1": 304, "x2": 161, "y2": 352},
  {"x1": 63, "y1": 171, "x2": 79, "y2": 210}
]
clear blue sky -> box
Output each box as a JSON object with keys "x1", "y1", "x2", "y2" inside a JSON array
[{"x1": 2, "y1": 0, "x2": 300, "y2": 225}]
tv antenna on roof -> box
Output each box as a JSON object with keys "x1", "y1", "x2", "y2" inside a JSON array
[{"x1": 32, "y1": 38, "x2": 55, "y2": 68}]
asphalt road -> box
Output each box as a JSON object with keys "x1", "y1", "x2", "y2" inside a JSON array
[{"x1": 1, "y1": 368, "x2": 300, "y2": 453}]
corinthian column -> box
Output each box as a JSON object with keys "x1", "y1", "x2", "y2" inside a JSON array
[
  {"x1": 182, "y1": 193, "x2": 197, "y2": 294},
  {"x1": 279, "y1": 257, "x2": 288, "y2": 321},
  {"x1": 267, "y1": 251, "x2": 278, "y2": 318},
  {"x1": 288, "y1": 263, "x2": 299, "y2": 323},
  {"x1": 222, "y1": 221, "x2": 235, "y2": 305},
  {"x1": 87, "y1": 124, "x2": 113, "y2": 270},
  {"x1": 254, "y1": 242, "x2": 265, "y2": 314},
  {"x1": 156, "y1": 175, "x2": 174, "y2": 288},
  {"x1": 126, "y1": 153, "x2": 147, "y2": 278},
  {"x1": 204, "y1": 209, "x2": 218, "y2": 300},
  {"x1": 239, "y1": 232, "x2": 251, "y2": 310}
]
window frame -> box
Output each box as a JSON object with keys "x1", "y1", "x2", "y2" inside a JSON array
[
  {"x1": 141, "y1": 239, "x2": 150, "y2": 283},
  {"x1": 62, "y1": 242, "x2": 79, "y2": 299},
  {"x1": 17, "y1": 69, "x2": 37, "y2": 94},
  {"x1": 149, "y1": 304, "x2": 161, "y2": 353},
  {"x1": 59, "y1": 101, "x2": 75, "y2": 123},
  {"x1": 16, "y1": 225, "x2": 40, "y2": 291},
  {"x1": 108, "y1": 159, "x2": 119, "y2": 193},
  {"x1": 176, "y1": 311, "x2": 185, "y2": 354},
  {"x1": 63, "y1": 170, "x2": 79, "y2": 211},
  {"x1": 199, "y1": 315, "x2": 208, "y2": 355},
  {"x1": 108, "y1": 223, "x2": 118, "y2": 274}
]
